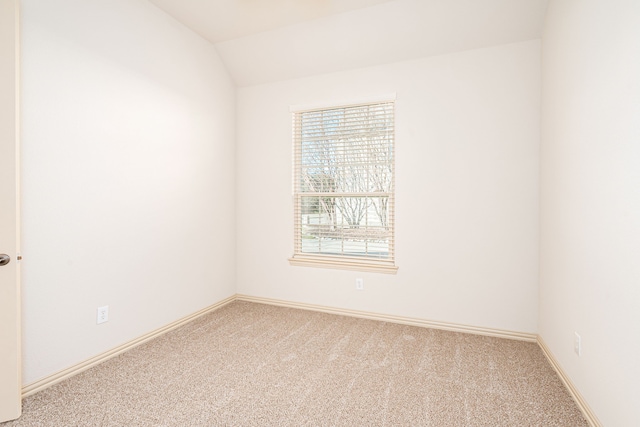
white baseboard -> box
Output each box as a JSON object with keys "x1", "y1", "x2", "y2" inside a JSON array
[
  {"x1": 235, "y1": 294, "x2": 537, "y2": 342},
  {"x1": 537, "y1": 336, "x2": 602, "y2": 427},
  {"x1": 21, "y1": 294, "x2": 236, "y2": 398}
]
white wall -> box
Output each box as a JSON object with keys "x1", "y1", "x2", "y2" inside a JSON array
[
  {"x1": 237, "y1": 40, "x2": 541, "y2": 334},
  {"x1": 20, "y1": 0, "x2": 236, "y2": 385},
  {"x1": 540, "y1": 0, "x2": 640, "y2": 425}
]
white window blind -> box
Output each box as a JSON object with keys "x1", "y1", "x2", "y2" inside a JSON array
[{"x1": 290, "y1": 101, "x2": 397, "y2": 273}]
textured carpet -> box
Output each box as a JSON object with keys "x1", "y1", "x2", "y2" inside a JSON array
[{"x1": 3, "y1": 301, "x2": 589, "y2": 426}]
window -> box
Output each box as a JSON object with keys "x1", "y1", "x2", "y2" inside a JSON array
[{"x1": 289, "y1": 100, "x2": 397, "y2": 273}]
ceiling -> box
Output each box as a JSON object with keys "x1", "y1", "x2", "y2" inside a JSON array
[
  {"x1": 147, "y1": 0, "x2": 549, "y2": 87},
  {"x1": 147, "y1": 0, "x2": 398, "y2": 43}
]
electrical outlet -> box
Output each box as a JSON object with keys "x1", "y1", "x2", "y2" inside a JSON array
[
  {"x1": 355, "y1": 278, "x2": 364, "y2": 290},
  {"x1": 97, "y1": 306, "x2": 109, "y2": 324},
  {"x1": 574, "y1": 332, "x2": 581, "y2": 356}
]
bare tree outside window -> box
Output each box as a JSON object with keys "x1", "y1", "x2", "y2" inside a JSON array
[{"x1": 292, "y1": 101, "x2": 395, "y2": 265}]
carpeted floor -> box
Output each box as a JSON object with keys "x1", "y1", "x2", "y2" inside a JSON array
[{"x1": 2, "y1": 301, "x2": 589, "y2": 426}]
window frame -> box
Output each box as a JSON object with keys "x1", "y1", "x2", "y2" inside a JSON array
[{"x1": 288, "y1": 98, "x2": 398, "y2": 274}]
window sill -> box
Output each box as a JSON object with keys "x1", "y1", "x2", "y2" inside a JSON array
[{"x1": 288, "y1": 256, "x2": 398, "y2": 274}]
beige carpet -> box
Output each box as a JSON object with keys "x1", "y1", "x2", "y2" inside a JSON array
[{"x1": 3, "y1": 301, "x2": 589, "y2": 426}]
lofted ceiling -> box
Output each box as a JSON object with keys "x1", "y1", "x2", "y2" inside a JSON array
[{"x1": 147, "y1": 0, "x2": 549, "y2": 87}]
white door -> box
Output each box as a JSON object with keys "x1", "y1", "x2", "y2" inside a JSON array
[{"x1": 0, "y1": 0, "x2": 21, "y2": 422}]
